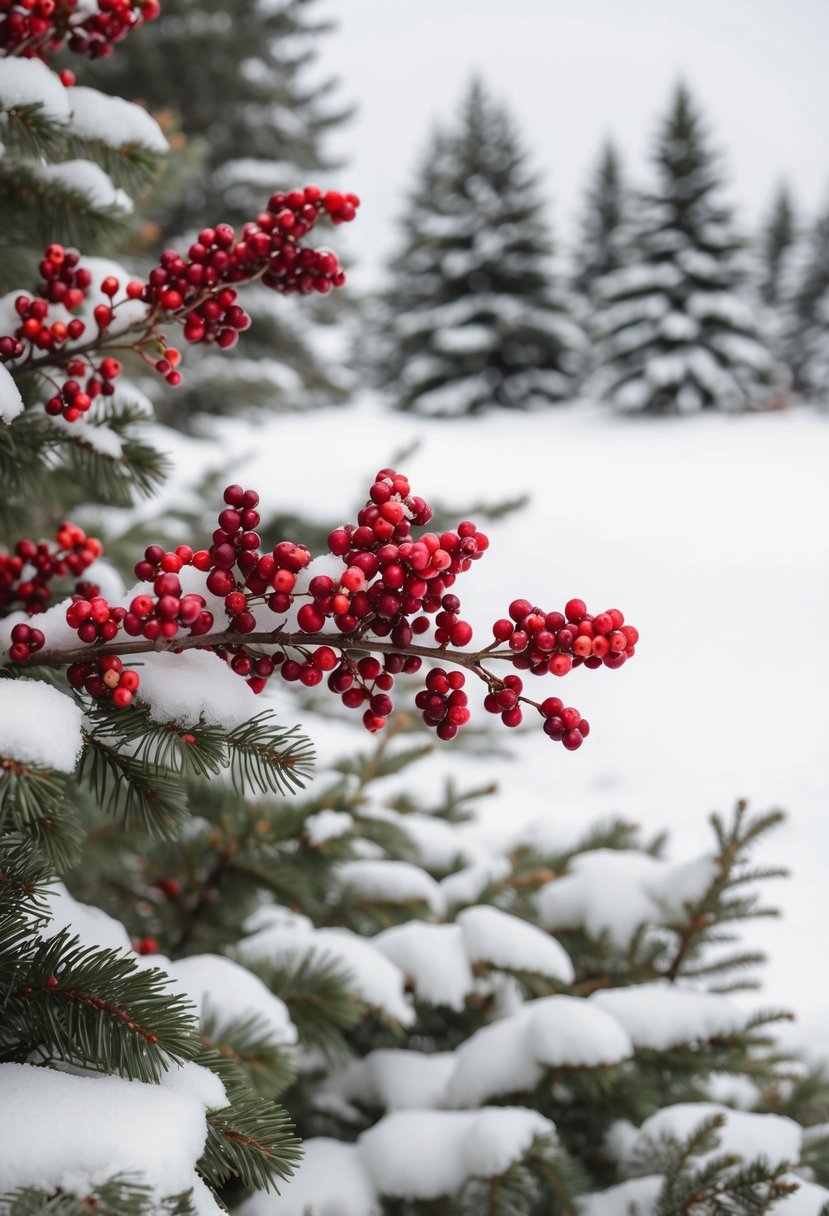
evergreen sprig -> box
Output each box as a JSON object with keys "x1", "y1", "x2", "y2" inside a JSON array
[
  {"x1": 1, "y1": 928, "x2": 199, "y2": 1082},
  {"x1": 201, "y1": 1093, "x2": 301, "y2": 1194},
  {"x1": 0, "y1": 1176, "x2": 198, "y2": 1216}
]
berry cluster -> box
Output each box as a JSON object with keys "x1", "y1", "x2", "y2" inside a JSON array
[
  {"x1": 8, "y1": 622, "x2": 45, "y2": 663},
  {"x1": 1, "y1": 189, "x2": 357, "y2": 423},
  {"x1": 0, "y1": 0, "x2": 160, "y2": 61},
  {"x1": 5, "y1": 473, "x2": 639, "y2": 749},
  {"x1": 67, "y1": 654, "x2": 140, "y2": 708},
  {"x1": 493, "y1": 597, "x2": 638, "y2": 678},
  {"x1": 0, "y1": 522, "x2": 101, "y2": 614}
]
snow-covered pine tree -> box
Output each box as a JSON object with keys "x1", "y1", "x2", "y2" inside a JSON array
[
  {"x1": 587, "y1": 82, "x2": 784, "y2": 414},
  {"x1": 70, "y1": 731, "x2": 829, "y2": 1216},
  {"x1": 758, "y1": 185, "x2": 797, "y2": 310},
  {"x1": 370, "y1": 77, "x2": 582, "y2": 416},
  {"x1": 783, "y1": 204, "x2": 829, "y2": 402},
  {"x1": 572, "y1": 140, "x2": 631, "y2": 304},
  {"x1": 88, "y1": 0, "x2": 355, "y2": 424}
]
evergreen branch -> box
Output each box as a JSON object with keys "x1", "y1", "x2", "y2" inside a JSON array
[
  {"x1": 0, "y1": 762, "x2": 82, "y2": 872},
  {"x1": 0, "y1": 101, "x2": 68, "y2": 162},
  {"x1": 63, "y1": 135, "x2": 165, "y2": 192},
  {"x1": 77, "y1": 728, "x2": 189, "y2": 838},
  {"x1": 201, "y1": 1095, "x2": 301, "y2": 1193},
  {"x1": 225, "y1": 713, "x2": 314, "y2": 796},
  {"x1": 0, "y1": 835, "x2": 54, "y2": 920},
  {"x1": 258, "y1": 953, "x2": 361, "y2": 1059},
  {"x1": 0, "y1": 1175, "x2": 198, "y2": 1216},
  {"x1": 0, "y1": 161, "x2": 129, "y2": 252},
  {"x1": 199, "y1": 1010, "x2": 297, "y2": 1098},
  {"x1": 5, "y1": 930, "x2": 199, "y2": 1081}
]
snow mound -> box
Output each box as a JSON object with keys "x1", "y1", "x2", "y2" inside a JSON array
[
  {"x1": 448, "y1": 996, "x2": 632, "y2": 1106},
  {"x1": 373, "y1": 922, "x2": 474, "y2": 1010},
  {"x1": 359, "y1": 1107, "x2": 555, "y2": 1200},
  {"x1": 40, "y1": 883, "x2": 134, "y2": 955},
  {"x1": 238, "y1": 923, "x2": 413, "y2": 1026},
  {"x1": 0, "y1": 58, "x2": 70, "y2": 122},
  {"x1": 591, "y1": 983, "x2": 747, "y2": 1048},
  {"x1": 161, "y1": 953, "x2": 297, "y2": 1047},
  {"x1": 304, "y1": 809, "x2": 353, "y2": 845},
  {"x1": 0, "y1": 363, "x2": 24, "y2": 422},
  {"x1": 537, "y1": 850, "x2": 717, "y2": 946},
  {"x1": 457, "y1": 904, "x2": 574, "y2": 982},
  {"x1": 0, "y1": 679, "x2": 84, "y2": 773},
  {"x1": 322, "y1": 1049, "x2": 456, "y2": 1111},
  {"x1": 238, "y1": 1138, "x2": 379, "y2": 1216},
  {"x1": 334, "y1": 859, "x2": 446, "y2": 915},
  {"x1": 137, "y1": 648, "x2": 260, "y2": 729},
  {"x1": 0, "y1": 1062, "x2": 222, "y2": 1212},
  {"x1": 35, "y1": 161, "x2": 132, "y2": 212},
  {"x1": 580, "y1": 1175, "x2": 663, "y2": 1216},
  {"x1": 629, "y1": 1103, "x2": 802, "y2": 1170},
  {"x1": 440, "y1": 856, "x2": 512, "y2": 907},
  {"x1": 68, "y1": 86, "x2": 168, "y2": 152}
]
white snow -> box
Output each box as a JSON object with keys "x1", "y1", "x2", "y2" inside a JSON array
[
  {"x1": 448, "y1": 996, "x2": 632, "y2": 1106},
  {"x1": 440, "y1": 856, "x2": 512, "y2": 907},
  {"x1": 136, "y1": 649, "x2": 260, "y2": 729},
  {"x1": 579, "y1": 1175, "x2": 663, "y2": 1216},
  {"x1": 237, "y1": 1138, "x2": 379, "y2": 1216},
  {"x1": 323, "y1": 1049, "x2": 456, "y2": 1111},
  {"x1": 34, "y1": 161, "x2": 133, "y2": 213},
  {"x1": 41, "y1": 409, "x2": 125, "y2": 458},
  {"x1": 304, "y1": 809, "x2": 354, "y2": 845},
  {"x1": 358, "y1": 1107, "x2": 555, "y2": 1199},
  {"x1": 68, "y1": 86, "x2": 168, "y2": 153},
  {"x1": 628, "y1": 1103, "x2": 802, "y2": 1171},
  {"x1": 237, "y1": 923, "x2": 414, "y2": 1026},
  {"x1": 160, "y1": 953, "x2": 297, "y2": 1047},
  {"x1": 0, "y1": 362, "x2": 24, "y2": 422},
  {"x1": 334, "y1": 859, "x2": 446, "y2": 914},
  {"x1": 590, "y1": 984, "x2": 747, "y2": 1049},
  {"x1": 457, "y1": 904, "x2": 574, "y2": 982},
  {"x1": 0, "y1": 679, "x2": 84, "y2": 773},
  {"x1": 772, "y1": 1178, "x2": 829, "y2": 1216},
  {"x1": 0, "y1": 1062, "x2": 223, "y2": 1212},
  {"x1": 40, "y1": 882, "x2": 134, "y2": 955},
  {"x1": 373, "y1": 921, "x2": 474, "y2": 1010},
  {"x1": 0, "y1": 58, "x2": 70, "y2": 122},
  {"x1": 536, "y1": 850, "x2": 717, "y2": 947}
]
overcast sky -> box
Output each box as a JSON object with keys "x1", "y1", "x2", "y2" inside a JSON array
[{"x1": 317, "y1": 0, "x2": 829, "y2": 284}]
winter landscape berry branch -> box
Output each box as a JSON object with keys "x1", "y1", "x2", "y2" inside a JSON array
[
  {"x1": 0, "y1": 187, "x2": 357, "y2": 423},
  {"x1": 7, "y1": 470, "x2": 639, "y2": 750}
]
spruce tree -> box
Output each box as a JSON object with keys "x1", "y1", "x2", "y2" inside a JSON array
[
  {"x1": 86, "y1": 0, "x2": 354, "y2": 424},
  {"x1": 572, "y1": 140, "x2": 630, "y2": 303},
  {"x1": 587, "y1": 83, "x2": 783, "y2": 414},
  {"x1": 758, "y1": 185, "x2": 797, "y2": 309},
  {"x1": 371, "y1": 77, "x2": 581, "y2": 416},
  {"x1": 783, "y1": 205, "x2": 829, "y2": 401}
]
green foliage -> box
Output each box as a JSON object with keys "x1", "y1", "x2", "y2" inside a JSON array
[
  {"x1": 0, "y1": 1176, "x2": 198, "y2": 1216},
  {"x1": 201, "y1": 1093, "x2": 301, "y2": 1194}
]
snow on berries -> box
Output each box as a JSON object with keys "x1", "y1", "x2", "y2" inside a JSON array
[
  {"x1": 0, "y1": 187, "x2": 358, "y2": 423},
  {"x1": 3, "y1": 471, "x2": 638, "y2": 750}
]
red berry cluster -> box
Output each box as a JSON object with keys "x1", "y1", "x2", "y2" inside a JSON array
[
  {"x1": 8, "y1": 621, "x2": 45, "y2": 663},
  {"x1": 493, "y1": 597, "x2": 638, "y2": 677},
  {"x1": 415, "y1": 668, "x2": 470, "y2": 740},
  {"x1": 67, "y1": 654, "x2": 139, "y2": 708},
  {"x1": 127, "y1": 547, "x2": 214, "y2": 640},
  {"x1": 138, "y1": 186, "x2": 358, "y2": 359},
  {"x1": 5, "y1": 474, "x2": 638, "y2": 745},
  {"x1": 0, "y1": 522, "x2": 102, "y2": 614},
  {"x1": 0, "y1": 0, "x2": 160, "y2": 60}
]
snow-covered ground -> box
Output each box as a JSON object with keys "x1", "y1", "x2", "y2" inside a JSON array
[{"x1": 152, "y1": 396, "x2": 829, "y2": 1018}]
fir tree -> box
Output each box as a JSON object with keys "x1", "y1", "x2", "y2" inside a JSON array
[
  {"x1": 371, "y1": 77, "x2": 581, "y2": 416},
  {"x1": 783, "y1": 204, "x2": 829, "y2": 401},
  {"x1": 87, "y1": 0, "x2": 354, "y2": 424},
  {"x1": 758, "y1": 185, "x2": 797, "y2": 309},
  {"x1": 572, "y1": 140, "x2": 630, "y2": 302},
  {"x1": 587, "y1": 83, "x2": 783, "y2": 414}
]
